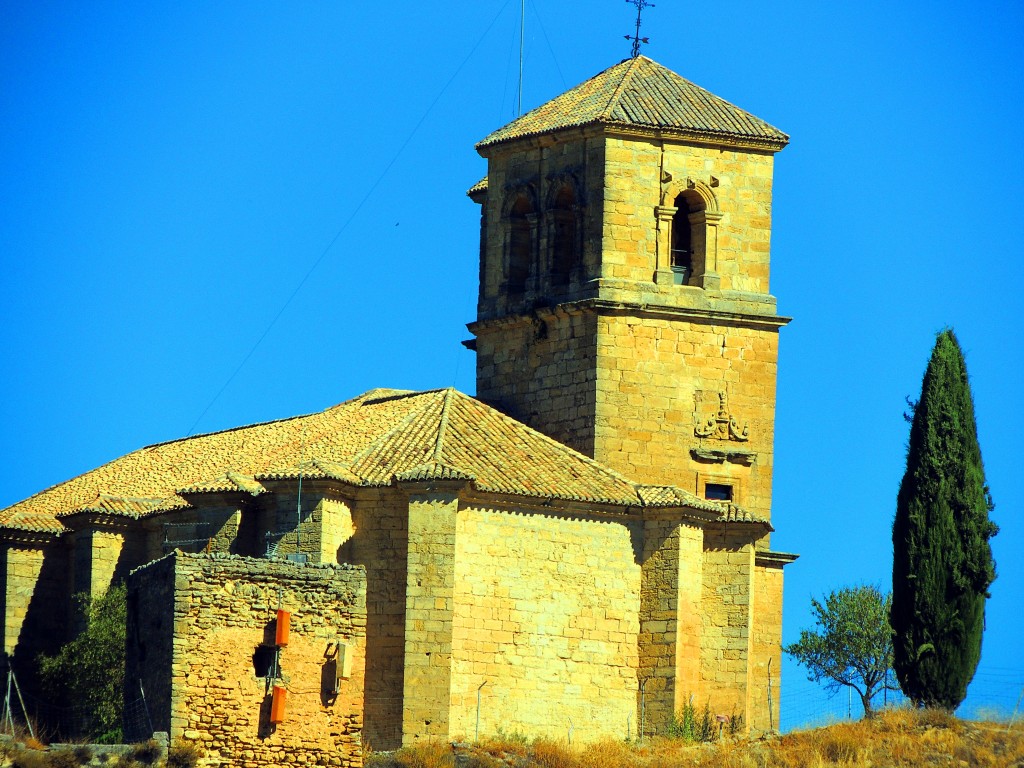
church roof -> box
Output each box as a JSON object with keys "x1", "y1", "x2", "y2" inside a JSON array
[
  {"x1": 477, "y1": 55, "x2": 788, "y2": 150},
  {"x1": 0, "y1": 388, "x2": 747, "y2": 535}
]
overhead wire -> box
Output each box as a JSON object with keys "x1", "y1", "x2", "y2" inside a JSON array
[
  {"x1": 498, "y1": 0, "x2": 520, "y2": 121},
  {"x1": 185, "y1": 0, "x2": 517, "y2": 438},
  {"x1": 528, "y1": 0, "x2": 567, "y2": 91}
]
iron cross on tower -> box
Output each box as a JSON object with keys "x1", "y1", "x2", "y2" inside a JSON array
[{"x1": 625, "y1": 0, "x2": 654, "y2": 58}]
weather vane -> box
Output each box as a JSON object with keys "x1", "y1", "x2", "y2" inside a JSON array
[{"x1": 625, "y1": 0, "x2": 653, "y2": 58}]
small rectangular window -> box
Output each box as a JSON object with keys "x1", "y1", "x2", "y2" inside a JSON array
[{"x1": 705, "y1": 483, "x2": 733, "y2": 502}]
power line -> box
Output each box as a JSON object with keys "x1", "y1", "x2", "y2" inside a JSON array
[{"x1": 185, "y1": 0, "x2": 516, "y2": 437}]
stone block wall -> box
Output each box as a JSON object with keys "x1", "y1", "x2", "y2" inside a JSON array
[
  {"x1": 476, "y1": 308, "x2": 781, "y2": 525},
  {"x1": 600, "y1": 136, "x2": 776, "y2": 293},
  {"x1": 345, "y1": 490, "x2": 409, "y2": 751},
  {"x1": 255, "y1": 491, "x2": 355, "y2": 566},
  {"x1": 449, "y1": 504, "x2": 642, "y2": 743},
  {"x1": 1, "y1": 545, "x2": 48, "y2": 659},
  {"x1": 477, "y1": 136, "x2": 604, "y2": 318},
  {"x1": 402, "y1": 492, "x2": 458, "y2": 744},
  {"x1": 638, "y1": 519, "x2": 703, "y2": 734},
  {"x1": 700, "y1": 527, "x2": 755, "y2": 725},
  {"x1": 474, "y1": 310, "x2": 599, "y2": 458},
  {"x1": 750, "y1": 557, "x2": 786, "y2": 733},
  {"x1": 594, "y1": 314, "x2": 780, "y2": 523},
  {"x1": 0, "y1": 540, "x2": 68, "y2": 693},
  {"x1": 127, "y1": 552, "x2": 366, "y2": 768},
  {"x1": 71, "y1": 528, "x2": 125, "y2": 600}
]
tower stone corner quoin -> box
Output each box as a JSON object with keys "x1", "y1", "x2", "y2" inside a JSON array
[{"x1": 0, "y1": 53, "x2": 798, "y2": 757}]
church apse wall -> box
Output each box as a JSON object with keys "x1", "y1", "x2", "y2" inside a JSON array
[{"x1": 449, "y1": 504, "x2": 643, "y2": 742}]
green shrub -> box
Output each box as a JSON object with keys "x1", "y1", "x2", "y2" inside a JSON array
[
  {"x1": 39, "y1": 586, "x2": 126, "y2": 741},
  {"x1": 668, "y1": 697, "x2": 715, "y2": 742}
]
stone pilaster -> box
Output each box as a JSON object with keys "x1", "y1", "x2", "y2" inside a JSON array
[
  {"x1": 638, "y1": 518, "x2": 703, "y2": 734},
  {"x1": 401, "y1": 488, "x2": 459, "y2": 744},
  {"x1": 749, "y1": 551, "x2": 797, "y2": 733},
  {"x1": 0, "y1": 543, "x2": 47, "y2": 658},
  {"x1": 701, "y1": 527, "x2": 755, "y2": 725},
  {"x1": 653, "y1": 205, "x2": 678, "y2": 285},
  {"x1": 69, "y1": 525, "x2": 126, "y2": 600}
]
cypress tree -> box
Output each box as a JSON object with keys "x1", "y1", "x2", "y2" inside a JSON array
[{"x1": 891, "y1": 329, "x2": 997, "y2": 710}]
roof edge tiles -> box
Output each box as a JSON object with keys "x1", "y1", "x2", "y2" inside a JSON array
[
  {"x1": 477, "y1": 56, "x2": 788, "y2": 151},
  {"x1": 57, "y1": 493, "x2": 171, "y2": 519},
  {"x1": 393, "y1": 461, "x2": 476, "y2": 484},
  {"x1": 0, "y1": 386, "x2": 752, "y2": 531}
]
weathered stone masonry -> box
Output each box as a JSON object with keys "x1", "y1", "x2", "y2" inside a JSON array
[{"x1": 127, "y1": 552, "x2": 366, "y2": 768}]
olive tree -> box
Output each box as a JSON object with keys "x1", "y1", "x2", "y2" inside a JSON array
[{"x1": 785, "y1": 585, "x2": 898, "y2": 716}]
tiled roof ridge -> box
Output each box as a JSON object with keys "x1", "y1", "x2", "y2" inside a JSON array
[
  {"x1": 432, "y1": 388, "x2": 455, "y2": 462},
  {"x1": 310, "y1": 458, "x2": 363, "y2": 485},
  {"x1": 449, "y1": 391, "x2": 644, "y2": 495},
  {"x1": 174, "y1": 471, "x2": 269, "y2": 497},
  {"x1": 135, "y1": 387, "x2": 409, "y2": 456},
  {"x1": 598, "y1": 57, "x2": 639, "y2": 121},
  {"x1": 346, "y1": 389, "x2": 445, "y2": 469},
  {"x1": 138, "y1": 411, "x2": 315, "y2": 454},
  {"x1": 0, "y1": 447, "x2": 148, "y2": 521}
]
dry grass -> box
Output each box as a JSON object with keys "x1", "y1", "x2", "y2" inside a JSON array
[{"x1": 374, "y1": 708, "x2": 1024, "y2": 768}]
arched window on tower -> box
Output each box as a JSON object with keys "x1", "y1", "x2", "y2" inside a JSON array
[
  {"x1": 671, "y1": 191, "x2": 702, "y2": 285},
  {"x1": 508, "y1": 196, "x2": 533, "y2": 294},
  {"x1": 550, "y1": 186, "x2": 577, "y2": 287}
]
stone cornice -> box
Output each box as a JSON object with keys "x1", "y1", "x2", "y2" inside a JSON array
[
  {"x1": 755, "y1": 550, "x2": 800, "y2": 568},
  {"x1": 469, "y1": 297, "x2": 791, "y2": 336},
  {"x1": 480, "y1": 123, "x2": 786, "y2": 156},
  {"x1": 55, "y1": 511, "x2": 139, "y2": 533},
  {"x1": 0, "y1": 529, "x2": 61, "y2": 547},
  {"x1": 396, "y1": 478, "x2": 472, "y2": 496}
]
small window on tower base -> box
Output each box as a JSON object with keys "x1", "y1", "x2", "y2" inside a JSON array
[{"x1": 705, "y1": 483, "x2": 733, "y2": 502}]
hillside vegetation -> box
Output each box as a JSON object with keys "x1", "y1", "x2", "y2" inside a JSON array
[{"x1": 368, "y1": 708, "x2": 1024, "y2": 768}]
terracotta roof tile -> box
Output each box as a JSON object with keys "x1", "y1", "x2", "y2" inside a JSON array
[
  {"x1": 0, "y1": 388, "x2": 758, "y2": 533},
  {"x1": 478, "y1": 56, "x2": 788, "y2": 150},
  {"x1": 179, "y1": 472, "x2": 267, "y2": 496}
]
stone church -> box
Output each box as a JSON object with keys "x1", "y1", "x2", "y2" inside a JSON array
[{"x1": 0, "y1": 55, "x2": 795, "y2": 762}]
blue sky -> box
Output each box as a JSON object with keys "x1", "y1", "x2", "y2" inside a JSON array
[{"x1": 2, "y1": 1, "x2": 1022, "y2": 729}]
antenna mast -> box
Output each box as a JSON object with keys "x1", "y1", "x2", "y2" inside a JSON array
[
  {"x1": 517, "y1": 0, "x2": 525, "y2": 116},
  {"x1": 625, "y1": 0, "x2": 654, "y2": 58}
]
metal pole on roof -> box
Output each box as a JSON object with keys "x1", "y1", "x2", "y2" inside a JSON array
[{"x1": 517, "y1": 0, "x2": 525, "y2": 116}]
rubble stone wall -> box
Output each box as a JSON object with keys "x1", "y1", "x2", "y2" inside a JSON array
[{"x1": 127, "y1": 552, "x2": 366, "y2": 768}]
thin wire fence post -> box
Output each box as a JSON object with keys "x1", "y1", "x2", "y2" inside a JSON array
[
  {"x1": 475, "y1": 680, "x2": 487, "y2": 743},
  {"x1": 1008, "y1": 686, "x2": 1024, "y2": 734},
  {"x1": 639, "y1": 677, "x2": 648, "y2": 743},
  {"x1": 11, "y1": 671, "x2": 33, "y2": 739},
  {"x1": 139, "y1": 679, "x2": 154, "y2": 737},
  {"x1": 4, "y1": 668, "x2": 13, "y2": 735}
]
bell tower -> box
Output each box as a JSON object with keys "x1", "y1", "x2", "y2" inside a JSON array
[{"x1": 467, "y1": 55, "x2": 789, "y2": 526}]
